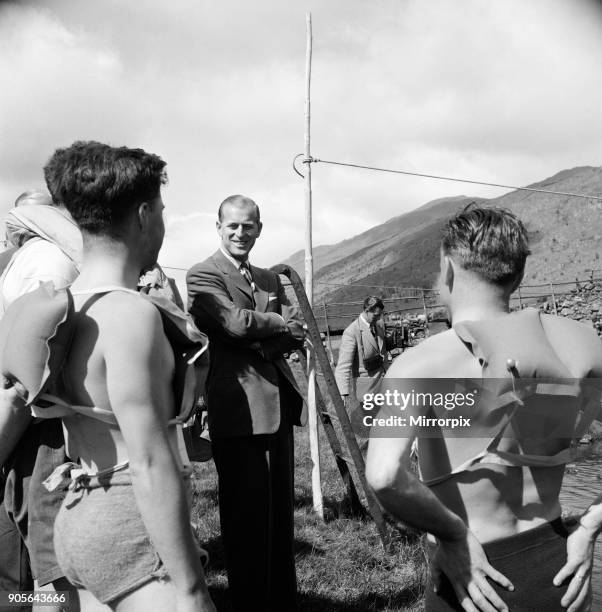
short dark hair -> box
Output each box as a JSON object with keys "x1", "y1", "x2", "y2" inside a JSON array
[
  {"x1": 441, "y1": 205, "x2": 530, "y2": 287},
  {"x1": 363, "y1": 296, "x2": 384, "y2": 312},
  {"x1": 43, "y1": 141, "x2": 167, "y2": 235},
  {"x1": 218, "y1": 194, "x2": 261, "y2": 224}
]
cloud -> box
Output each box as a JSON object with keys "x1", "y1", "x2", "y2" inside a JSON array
[{"x1": 1, "y1": 0, "x2": 600, "y2": 271}]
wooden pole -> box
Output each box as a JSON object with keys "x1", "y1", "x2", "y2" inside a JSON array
[
  {"x1": 304, "y1": 12, "x2": 323, "y2": 518},
  {"x1": 296, "y1": 350, "x2": 363, "y2": 517},
  {"x1": 421, "y1": 290, "x2": 430, "y2": 337}
]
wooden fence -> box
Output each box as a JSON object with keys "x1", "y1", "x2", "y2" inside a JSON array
[{"x1": 291, "y1": 269, "x2": 602, "y2": 335}]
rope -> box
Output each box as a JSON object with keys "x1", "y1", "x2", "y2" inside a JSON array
[
  {"x1": 162, "y1": 265, "x2": 188, "y2": 272},
  {"x1": 165, "y1": 266, "x2": 601, "y2": 294},
  {"x1": 309, "y1": 157, "x2": 602, "y2": 202}
]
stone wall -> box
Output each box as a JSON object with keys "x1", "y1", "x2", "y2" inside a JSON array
[{"x1": 537, "y1": 279, "x2": 602, "y2": 337}]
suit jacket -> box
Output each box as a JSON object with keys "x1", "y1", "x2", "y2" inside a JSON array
[
  {"x1": 187, "y1": 249, "x2": 306, "y2": 438},
  {"x1": 335, "y1": 316, "x2": 389, "y2": 398}
]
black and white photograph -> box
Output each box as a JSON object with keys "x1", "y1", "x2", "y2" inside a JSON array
[{"x1": 1, "y1": 1, "x2": 601, "y2": 611}]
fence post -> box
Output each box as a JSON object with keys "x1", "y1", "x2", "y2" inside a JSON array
[
  {"x1": 517, "y1": 286, "x2": 523, "y2": 309},
  {"x1": 550, "y1": 282, "x2": 558, "y2": 315},
  {"x1": 421, "y1": 290, "x2": 430, "y2": 337}
]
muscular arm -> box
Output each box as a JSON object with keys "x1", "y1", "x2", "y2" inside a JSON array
[
  {"x1": 104, "y1": 300, "x2": 210, "y2": 603},
  {"x1": 334, "y1": 326, "x2": 357, "y2": 395},
  {"x1": 366, "y1": 352, "x2": 513, "y2": 612},
  {"x1": 366, "y1": 373, "x2": 467, "y2": 540},
  {"x1": 187, "y1": 266, "x2": 287, "y2": 341},
  {"x1": 542, "y1": 313, "x2": 602, "y2": 611}
]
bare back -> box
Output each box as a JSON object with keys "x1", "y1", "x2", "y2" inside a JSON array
[
  {"x1": 60, "y1": 290, "x2": 177, "y2": 473},
  {"x1": 387, "y1": 315, "x2": 597, "y2": 543}
]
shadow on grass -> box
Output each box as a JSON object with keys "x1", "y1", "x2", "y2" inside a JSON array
[
  {"x1": 294, "y1": 491, "x2": 368, "y2": 521},
  {"x1": 202, "y1": 535, "x2": 227, "y2": 571},
  {"x1": 203, "y1": 534, "x2": 329, "y2": 575},
  {"x1": 207, "y1": 587, "x2": 423, "y2": 612},
  {"x1": 299, "y1": 589, "x2": 424, "y2": 612}
]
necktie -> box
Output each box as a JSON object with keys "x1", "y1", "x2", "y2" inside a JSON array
[
  {"x1": 370, "y1": 323, "x2": 377, "y2": 337},
  {"x1": 240, "y1": 261, "x2": 256, "y2": 306}
]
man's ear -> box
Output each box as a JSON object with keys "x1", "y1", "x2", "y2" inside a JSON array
[
  {"x1": 256, "y1": 221, "x2": 263, "y2": 237},
  {"x1": 216, "y1": 220, "x2": 221, "y2": 232},
  {"x1": 443, "y1": 255, "x2": 455, "y2": 291},
  {"x1": 138, "y1": 201, "x2": 151, "y2": 230}
]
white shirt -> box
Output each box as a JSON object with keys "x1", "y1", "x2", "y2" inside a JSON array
[
  {"x1": 1, "y1": 239, "x2": 78, "y2": 310},
  {"x1": 220, "y1": 247, "x2": 248, "y2": 271},
  {"x1": 220, "y1": 246, "x2": 257, "y2": 291}
]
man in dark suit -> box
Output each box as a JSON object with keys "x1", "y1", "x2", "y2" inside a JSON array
[{"x1": 186, "y1": 194, "x2": 306, "y2": 612}]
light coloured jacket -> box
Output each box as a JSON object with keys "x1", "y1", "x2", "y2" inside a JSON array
[{"x1": 335, "y1": 315, "x2": 389, "y2": 398}]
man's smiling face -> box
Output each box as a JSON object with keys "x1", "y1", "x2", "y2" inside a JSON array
[{"x1": 217, "y1": 202, "x2": 262, "y2": 262}]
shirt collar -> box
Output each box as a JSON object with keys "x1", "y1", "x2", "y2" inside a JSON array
[
  {"x1": 359, "y1": 313, "x2": 370, "y2": 327},
  {"x1": 220, "y1": 247, "x2": 249, "y2": 271}
]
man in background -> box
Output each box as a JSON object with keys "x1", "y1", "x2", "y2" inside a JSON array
[{"x1": 335, "y1": 295, "x2": 392, "y2": 406}]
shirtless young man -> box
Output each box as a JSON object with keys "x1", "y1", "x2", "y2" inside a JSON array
[
  {"x1": 366, "y1": 206, "x2": 602, "y2": 612},
  {"x1": 37, "y1": 141, "x2": 215, "y2": 612}
]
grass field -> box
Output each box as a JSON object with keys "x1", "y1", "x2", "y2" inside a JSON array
[{"x1": 189, "y1": 422, "x2": 428, "y2": 612}]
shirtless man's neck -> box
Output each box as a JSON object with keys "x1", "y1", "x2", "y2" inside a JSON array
[
  {"x1": 440, "y1": 259, "x2": 514, "y2": 324},
  {"x1": 449, "y1": 293, "x2": 509, "y2": 325},
  {"x1": 72, "y1": 233, "x2": 150, "y2": 291}
]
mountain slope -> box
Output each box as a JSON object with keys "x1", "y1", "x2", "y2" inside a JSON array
[
  {"x1": 283, "y1": 195, "x2": 485, "y2": 299},
  {"x1": 283, "y1": 166, "x2": 602, "y2": 304}
]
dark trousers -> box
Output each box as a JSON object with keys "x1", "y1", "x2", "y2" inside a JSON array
[
  {"x1": 212, "y1": 399, "x2": 297, "y2": 612},
  {"x1": 0, "y1": 494, "x2": 32, "y2": 612},
  {"x1": 425, "y1": 519, "x2": 569, "y2": 611},
  {"x1": 0, "y1": 420, "x2": 66, "y2": 592}
]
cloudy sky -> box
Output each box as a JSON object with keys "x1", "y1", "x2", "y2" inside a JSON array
[{"x1": 1, "y1": 0, "x2": 601, "y2": 290}]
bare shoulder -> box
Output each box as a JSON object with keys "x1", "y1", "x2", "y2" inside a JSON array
[
  {"x1": 386, "y1": 329, "x2": 467, "y2": 378},
  {"x1": 84, "y1": 291, "x2": 163, "y2": 338},
  {"x1": 540, "y1": 313, "x2": 601, "y2": 345},
  {"x1": 540, "y1": 313, "x2": 602, "y2": 371}
]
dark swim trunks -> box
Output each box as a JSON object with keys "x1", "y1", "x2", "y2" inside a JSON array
[{"x1": 425, "y1": 520, "x2": 571, "y2": 612}]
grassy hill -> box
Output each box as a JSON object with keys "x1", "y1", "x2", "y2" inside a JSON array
[{"x1": 282, "y1": 166, "x2": 602, "y2": 304}]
